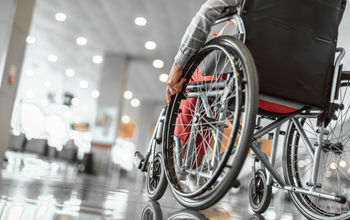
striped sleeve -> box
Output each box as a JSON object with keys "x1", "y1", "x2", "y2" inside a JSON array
[{"x1": 174, "y1": 0, "x2": 241, "y2": 67}]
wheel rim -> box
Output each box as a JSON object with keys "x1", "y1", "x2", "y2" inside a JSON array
[
  {"x1": 164, "y1": 44, "x2": 246, "y2": 198},
  {"x1": 285, "y1": 78, "x2": 350, "y2": 217},
  {"x1": 252, "y1": 174, "x2": 265, "y2": 206},
  {"x1": 149, "y1": 158, "x2": 162, "y2": 193}
]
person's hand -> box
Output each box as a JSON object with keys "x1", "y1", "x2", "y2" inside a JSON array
[{"x1": 166, "y1": 62, "x2": 186, "y2": 103}]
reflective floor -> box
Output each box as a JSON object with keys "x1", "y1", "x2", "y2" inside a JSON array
[{"x1": 0, "y1": 152, "x2": 306, "y2": 220}]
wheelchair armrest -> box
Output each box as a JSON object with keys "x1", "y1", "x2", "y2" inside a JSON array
[{"x1": 214, "y1": 7, "x2": 237, "y2": 25}]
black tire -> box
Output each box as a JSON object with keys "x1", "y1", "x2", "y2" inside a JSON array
[
  {"x1": 163, "y1": 36, "x2": 259, "y2": 210},
  {"x1": 146, "y1": 153, "x2": 168, "y2": 201},
  {"x1": 283, "y1": 75, "x2": 350, "y2": 219},
  {"x1": 249, "y1": 169, "x2": 272, "y2": 214},
  {"x1": 141, "y1": 201, "x2": 163, "y2": 220}
]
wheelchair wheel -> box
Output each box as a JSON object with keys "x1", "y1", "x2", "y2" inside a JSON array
[
  {"x1": 146, "y1": 153, "x2": 168, "y2": 201},
  {"x1": 141, "y1": 201, "x2": 163, "y2": 220},
  {"x1": 283, "y1": 75, "x2": 350, "y2": 219},
  {"x1": 249, "y1": 169, "x2": 272, "y2": 214},
  {"x1": 163, "y1": 36, "x2": 258, "y2": 209}
]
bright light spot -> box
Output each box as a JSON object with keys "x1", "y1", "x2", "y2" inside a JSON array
[
  {"x1": 91, "y1": 90, "x2": 100, "y2": 98},
  {"x1": 25, "y1": 90, "x2": 34, "y2": 99},
  {"x1": 144, "y1": 41, "x2": 157, "y2": 50},
  {"x1": 121, "y1": 115, "x2": 131, "y2": 123},
  {"x1": 80, "y1": 80, "x2": 89, "y2": 89},
  {"x1": 297, "y1": 160, "x2": 305, "y2": 168},
  {"x1": 55, "y1": 13, "x2": 67, "y2": 21},
  {"x1": 71, "y1": 98, "x2": 79, "y2": 106},
  {"x1": 339, "y1": 160, "x2": 347, "y2": 168},
  {"x1": 26, "y1": 36, "x2": 36, "y2": 44},
  {"x1": 159, "y1": 73, "x2": 168, "y2": 82},
  {"x1": 46, "y1": 115, "x2": 67, "y2": 148},
  {"x1": 44, "y1": 80, "x2": 52, "y2": 88},
  {"x1": 76, "y1": 37, "x2": 87, "y2": 46},
  {"x1": 65, "y1": 69, "x2": 75, "y2": 77},
  {"x1": 41, "y1": 99, "x2": 48, "y2": 106},
  {"x1": 330, "y1": 162, "x2": 338, "y2": 170},
  {"x1": 134, "y1": 17, "x2": 147, "y2": 26},
  {"x1": 92, "y1": 55, "x2": 103, "y2": 64},
  {"x1": 123, "y1": 91, "x2": 133, "y2": 100},
  {"x1": 130, "y1": 98, "x2": 140, "y2": 107},
  {"x1": 21, "y1": 103, "x2": 46, "y2": 139},
  {"x1": 152, "y1": 59, "x2": 164, "y2": 69},
  {"x1": 26, "y1": 69, "x2": 35, "y2": 76},
  {"x1": 48, "y1": 54, "x2": 58, "y2": 62}
]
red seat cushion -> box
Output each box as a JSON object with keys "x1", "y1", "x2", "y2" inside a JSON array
[{"x1": 258, "y1": 99, "x2": 297, "y2": 114}]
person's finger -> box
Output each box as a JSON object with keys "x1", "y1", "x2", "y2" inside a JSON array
[
  {"x1": 168, "y1": 86, "x2": 176, "y2": 95},
  {"x1": 166, "y1": 87, "x2": 171, "y2": 103},
  {"x1": 172, "y1": 78, "x2": 186, "y2": 93},
  {"x1": 178, "y1": 78, "x2": 186, "y2": 87}
]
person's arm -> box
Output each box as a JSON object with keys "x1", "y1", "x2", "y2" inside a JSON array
[
  {"x1": 175, "y1": 0, "x2": 241, "y2": 67},
  {"x1": 166, "y1": 0, "x2": 241, "y2": 103}
]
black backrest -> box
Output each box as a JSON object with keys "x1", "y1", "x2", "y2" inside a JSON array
[{"x1": 242, "y1": 0, "x2": 346, "y2": 108}]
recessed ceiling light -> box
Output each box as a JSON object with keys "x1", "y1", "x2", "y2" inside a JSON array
[
  {"x1": 71, "y1": 97, "x2": 79, "y2": 106},
  {"x1": 123, "y1": 90, "x2": 133, "y2": 99},
  {"x1": 26, "y1": 36, "x2": 36, "y2": 44},
  {"x1": 330, "y1": 162, "x2": 337, "y2": 170},
  {"x1": 65, "y1": 69, "x2": 75, "y2": 77},
  {"x1": 92, "y1": 55, "x2": 103, "y2": 64},
  {"x1": 339, "y1": 160, "x2": 347, "y2": 168},
  {"x1": 91, "y1": 90, "x2": 100, "y2": 98},
  {"x1": 48, "y1": 54, "x2": 58, "y2": 62},
  {"x1": 80, "y1": 80, "x2": 89, "y2": 88},
  {"x1": 159, "y1": 73, "x2": 168, "y2": 82},
  {"x1": 76, "y1": 37, "x2": 87, "y2": 46},
  {"x1": 44, "y1": 80, "x2": 52, "y2": 88},
  {"x1": 297, "y1": 160, "x2": 305, "y2": 168},
  {"x1": 145, "y1": 41, "x2": 157, "y2": 50},
  {"x1": 26, "y1": 69, "x2": 35, "y2": 76},
  {"x1": 130, "y1": 98, "x2": 140, "y2": 107},
  {"x1": 152, "y1": 59, "x2": 164, "y2": 69},
  {"x1": 134, "y1": 17, "x2": 147, "y2": 26},
  {"x1": 55, "y1": 13, "x2": 67, "y2": 21},
  {"x1": 121, "y1": 115, "x2": 131, "y2": 123}
]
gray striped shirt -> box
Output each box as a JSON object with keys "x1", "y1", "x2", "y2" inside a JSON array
[{"x1": 175, "y1": 0, "x2": 241, "y2": 67}]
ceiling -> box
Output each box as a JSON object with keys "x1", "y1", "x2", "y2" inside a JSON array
[
  {"x1": 23, "y1": 0, "x2": 205, "y2": 103},
  {"x1": 22, "y1": 0, "x2": 350, "y2": 105}
]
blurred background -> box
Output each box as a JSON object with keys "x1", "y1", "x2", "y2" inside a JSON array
[{"x1": 0, "y1": 0, "x2": 349, "y2": 219}]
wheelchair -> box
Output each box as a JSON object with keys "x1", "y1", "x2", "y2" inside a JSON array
[{"x1": 135, "y1": 0, "x2": 349, "y2": 219}]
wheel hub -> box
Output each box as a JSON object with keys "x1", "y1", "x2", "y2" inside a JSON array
[{"x1": 322, "y1": 141, "x2": 344, "y2": 155}]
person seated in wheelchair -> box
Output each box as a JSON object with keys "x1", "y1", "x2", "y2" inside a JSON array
[
  {"x1": 165, "y1": 0, "x2": 299, "y2": 170},
  {"x1": 165, "y1": 0, "x2": 347, "y2": 193}
]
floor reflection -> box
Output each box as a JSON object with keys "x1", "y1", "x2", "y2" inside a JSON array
[{"x1": 0, "y1": 151, "x2": 306, "y2": 219}]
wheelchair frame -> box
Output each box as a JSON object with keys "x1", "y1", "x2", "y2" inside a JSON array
[{"x1": 135, "y1": 3, "x2": 348, "y2": 212}]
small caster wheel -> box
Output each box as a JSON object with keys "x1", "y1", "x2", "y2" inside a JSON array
[
  {"x1": 146, "y1": 153, "x2": 168, "y2": 200},
  {"x1": 249, "y1": 169, "x2": 272, "y2": 214}
]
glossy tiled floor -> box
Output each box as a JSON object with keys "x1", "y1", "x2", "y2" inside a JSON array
[{"x1": 0, "y1": 151, "x2": 306, "y2": 220}]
